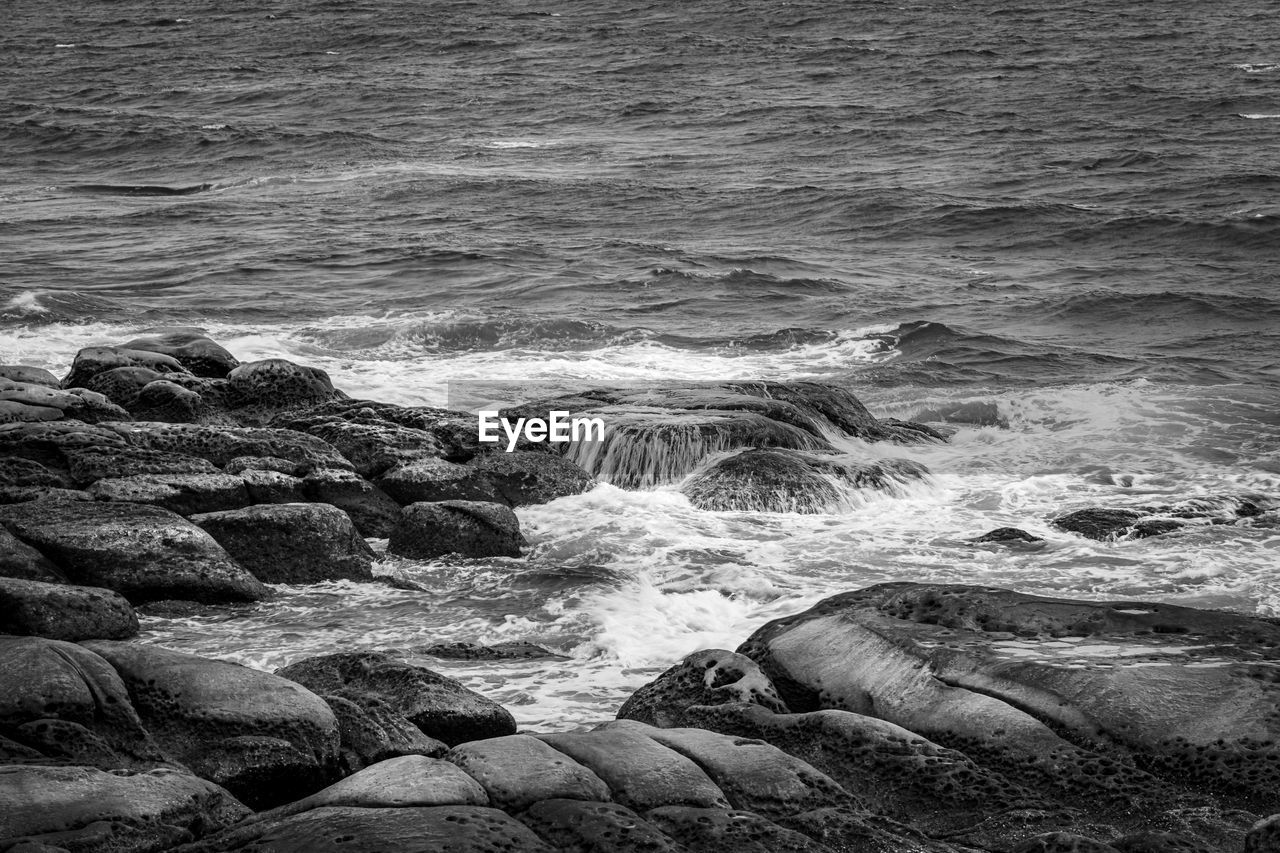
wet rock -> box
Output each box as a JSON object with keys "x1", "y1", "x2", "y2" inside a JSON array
[
  {"x1": 375, "y1": 457, "x2": 500, "y2": 504},
  {"x1": 445, "y1": 734, "x2": 611, "y2": 811},
  {"x1": 388, "y1": 500, "x2": 525, "y2": 560},
  {"x1": 0, "y1": 456, "x2": 73, "y2": 488},
  {"x1": 225, "y1": 359, "x2": 342, "y2": 423},
  {"x1": 133, "y1": 378, "x2": 204, "y2": 422},
  {"x1": 0, "y1": 577, "x2": 138, "y2": 641},
  {"x1": 121, "y1": 330, "x2": 240, "y2": 378},
  {"x1": 1247, "y1": 814, "x2": 1280, "y2": 852},
  {"x1": 87, "y1": 473, "x2": 251, "y2": 516},
  {"x1": 644, "y1": 805, "x2": 828, "y2": 853},
  {"x1": 616, "y1": 648, "x2": 789, "y2": 728},
  {"x1": 1052, "y1": 495, "x2": 1273, "y2": 541},
  {"x1": 519, "y1": 799, "x2": 681, "y2": 852},
  {"x1": 0, "y1": 379, "x2": 129, "y2": 424},
  {"x1": 970, "y1": 526, "x2": 1044, "y2": 544},
  {"x1": 737, "y1": 583, "x2": 1280, "y2": 813},
  {"x1": 80, "y1": 365, "x2": 170, "y2": 410},
  {"x1": 63, "y1": 345, "x2": 189, "y2": 390},
  {"x1": 778, "y1": 807, "x2": 963, "y2": 853},
  {"x1": 0, "y1": 487, "x2": 93, "y2": 505},
  {"x1": 0, "y1": 636, "x2": 167, "y2": 768},
  {"x1": 276, "y1": 651, "x2": 516, "y2": 746},
  {"x1": 682, "y1": 448, "x2": 927, "y2": 513},
  {"x1": 301, "y1": 468, "x2": 401, "y2": 537},
  {"x1": 83, "y1": 640, "x2": 341, "y2": 809},
  {"x1": 1051, "y1": 507, "x2": 1154, "y2": 540},
  {"x1": 539, "y1": 726, "x2": 730, "y2": 811},
  {"x1": 0, "y1": 500, "x2": 267, "y2": 603},
  {"x1": 602, "y1": 720, "x2": 852, "y2": 819},
  {"x1": 291, "y1": 418, "x2": 445, "y2": 479},
  {"x1": 0, "y1": 765, "x2": 249, "y2": 853},
  {"x1": 1015, "y1": 834, "x2": 1122, "y2": 853},
  {"x1": 61, "y1": 445, "x2": 218, "y2": 485},
  {"x1": 416, "y1": 641, "x2": 566, "y2": 661},
  {"x1": 224, "y1": 455, "x2": 309, "y2": 476},
  {"x1": 0, "y1": 527, "x2": 65, "y2": 582},
  {"x1": 192, "y1": 503, "x2": 374, "y2": 584},
  {"x1": 913, "y1": 400, "x2": 1008, "y2": 428},
  {"x1": 320, "y1": 694, "x2": 447, "y2": 773},
  {"x1": 1113, "y1": 831, "x2": 1216, "y2": 852},
  {"x1": 467, "y1": 450, "x2": 595, "y2": 506},
  {"x1": 0, "y1": 366, "x2": 60, "y2": 388},
  {"x1": 107, "y1": 421, "x2": 352, "y2": 471},
  {"x1": 0, "y1": 399, "x2": 62, "y2": 424},
  {"x1": 237, "y1": 467, "x2": 309, "y2": 503},
  {"x1": 0, "y1": 420, "x2": 127, "y2": 470},
  {"x1": 180, "y1": 805, "x2": 553, "y2": 853}
]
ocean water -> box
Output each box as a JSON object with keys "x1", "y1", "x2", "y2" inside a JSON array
[{"x1": 3, "y1": 0, "x2": 1279, "y2": 730}]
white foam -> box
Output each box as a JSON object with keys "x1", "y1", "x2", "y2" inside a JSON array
[{"x1": 1240, "y1": 113, "x2": 1280, "y2": 119}]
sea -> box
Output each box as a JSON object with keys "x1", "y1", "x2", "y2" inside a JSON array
[{"x1": 2, "y1": 0, "x2": 1279, "y2": 731}]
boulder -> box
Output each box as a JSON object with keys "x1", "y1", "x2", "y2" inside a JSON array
[
  {"x1": 643, "y1": 805, "x2": 828, "y2": 853},
  {"x1": 80, "y1": 365, "x2": 170, "y2": 410},
  {"x1": 0, "y1": 500, "x2": 267, "y2": 603},
  {"x1": 63, "y1": 346, "x2": 189, "y2": 390},
  {"x1": 375, "y1": 457, "x2": 500, "y2": 504},
  {"x1": 0, "y1": 527, "x2": 65, "y2": 582},
  {"x1": 301, "y1": 469, "x2": 401, "y2": 537},
  {"x1": 0, "y1": 577, "x2": 138, "y2": 641},
  {"x1": 616, "y1": 648, "x2": 788, "y2": 728},
  {"x1": 0, "y1": 765, "x2": 249, "y2": 853},
  {"x1": 237, "y1": 468, "x2": 308, "y2": 504},
  {"x1": 444, "y1": 734, "x2": 611, "y2": 812},
  {"x1": 225, "y1": 359, "x2": 342, "y2": 423},
  {"x1": 87, "y1": 473, "x2": 251, "y2": 516},
  {"x1": 292, "y1": 418, "x2": 445, "y2": 479},
  {"x1": 121, "y1": 330, "x2": 240, "y2": 378},
  {"x1": 0, "y1": 637, "x2": 167, "y2": 768},
  {"x1": 191, "y1": 503, "x2": 374, "y2": 584},
  {"x1": 970, "y1": 526, "x2": 1044, "y2": 545},
  {"x1": 132, "y1": 378, "x2": 205, "y2": 422},
  {"x1": 519, "y1": 799, "x2": 681, "y2": 853},
  {"x1": 82, "y1": 641, "x2": 341, "y2": 809},
  {"x1": 388, "y1": 500, "x2": 525, "y2": 560},
  {"x1": 61, "y1": 445, "x2": 218, "y2": 485},
  {"x1": 0, "y1": 457, "x2": 73, "y2": 489},
  {"x1": 106, "y1": 422, "x2": 351, "y2": 471},
  {"x1": 275, "y1": 651, "x2": 515, "y2": 746},
  {"x1": 1052, "y1": 495, "x2": 1273, "y2": 541},
  {"x1": 539, "y1": 726, "x2": 730, "y2": 811},
  {"x1": 320, "y1": 694, "x2": 447, "y2": 774},
  {"x1": 0, "y1": 366, "x2": 60, "y2": 388},
  {"x1": 279, "y1": 755, "x2": 488, "y2": 813},
  {"x1": 467, "y1": 450, "x2": 595, "y2": 506}
]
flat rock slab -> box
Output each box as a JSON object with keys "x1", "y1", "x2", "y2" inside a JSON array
[
  {"x1": 539, "y1": 726, "x2": 730, "y2": 811},
  {"x1": 0, "y1": 765, "x2": 249, "y2": 853},
  {"x1": 445, "y1": 734, "x2": 611, "y2": 812},
  {"x1": 83, "y1": 641, "x2": 340, "y2": 809},
  {"x1": 518, "y1": 798, "x2": 681, "y2": 853},
  {"x1": 737, "y1": 582, "x2": 1280, "y2": 812},
  {"x1": 602, "y1": 720, "x2": 851, "y2": 819},
  {"x1": 192, "y1": 503, "x2": 374, "y2": 584},
  {"x1": 87, "y1": 473, "x2": 250, "y2": 516},
  {"x1": 0, "y1": 500, "x2": 267, "y2": 603},
  {"x1": 0, "y1": 577, "x2": 138, "y2": 641},
  {"x1": 107, "y1": 422, "x2": 352, "y2": 471},
  {"x1": 184, "y1": 805, "x2": 553, "y2": 853},
  {"x1": 276, "y1": 651, "x2": 515, "y2": 746}
]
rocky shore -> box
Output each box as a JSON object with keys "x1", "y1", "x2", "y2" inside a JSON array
[{"x1": 2, "y1": 332, "x2": 1278, "y2": 852}]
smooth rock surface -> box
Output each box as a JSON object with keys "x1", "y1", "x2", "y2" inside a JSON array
[{"x1": 445, "y1": 734, "x2": 611, "y2": 812}]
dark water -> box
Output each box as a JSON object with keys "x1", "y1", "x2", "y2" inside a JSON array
[{"x1": 3, "y1": 0, "x2": 1279, "y2": 729}]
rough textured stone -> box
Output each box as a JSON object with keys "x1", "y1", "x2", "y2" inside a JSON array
[
  {"x1": 107, "y1": 422, "x2": 351, "y2": 471},
  {"x1": 192, "y1": 503, "x2": 374, "y2": 584},
  {"x1": 121, "y1": 330, "x2": 240, "y2": 378},
  {"x1": 0, "y1": 765, "x2": 249, "y2": 853},
  {"x1": 616, "y1": 649, "x2": 789, "y2": 728},
  {"x1": 519, "y1": 799, "x2": 681, "y2": 853},
  {"x1": 276, "y1": 651, "x2": 515, "y2": 746},
  {"x1": 63, "y1": 345, "x2": 189, "y2": 390},
  {"x1": 602, "y1": 720, "x2": 851, "y2": 819},
  {"x1": 0, "y1": 456, "x2": 72, "y2": 489},
  {"x1": 539, "y1": 726, "x2": 730, "y2": 811},
  {"x1": 237, "y1": 468, "x2": 308, "y2": 504},
  {"x1": 1247, "y1": 814, "x2": 1280, "y2": 853},
  {"x1": 416, "y1": 641, "x2": 566, "y2": 661},
  {"x1": 644, "y1": 805, "x2": 830, "y2": 853},
  {"x1": 320, "y1": 693, "x2": 447, "y2": 773},
  {"x1": 225, "y1": 359, "x2": 341, "y2": 423},
  {"x1": 87, "y1": 473, "x2": 251, "y2": 516},
  {"x1": 467, "y1": 450, "x2": 595, "y2": 506},
  {"x1": 0, "y1": 366, "x2": 60, "y2": 388},
  {"x1": 301, "y1": 469, "x2": 401, "y2": 537},
  {"x1": 0, "y1": 577, "x2": 138, "y2": 641},
  {"x1": 1014, "y1": 834, "x2": 1122, "y2": 853},
  {"x1": 445, "y1": 734, "x2": 611, "y2": 812},
  {"x1": 375, "y1": 457, "x2": 500, "y2": 504},
  {"x1": 0, "y1": 526, "x2": 65, "y2": 582},
  {"x1": 0, "y1": 637, "x2": 167, "y2": 768},
  {"x1": 388, "y1": 500, "x2": 525, "y2": 559},
  {"x1": 83, "y1": 641, "x2": 341, "y2": 809},
  {"x1": 970, "y1": 526, "x2": 1044, "y2": 545},
  {"x1": 1051, "y1": 496, "x2": 1271, "y2": 541},
  {"x1": 62, "y1": 445, "x2": 218, "y2": 486},
  {"x1": 0, "y1": 500, "x2": 266, "y2": 603}
]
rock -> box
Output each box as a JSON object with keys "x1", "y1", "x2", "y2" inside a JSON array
[
  {"x1": 107, "y1": 421, "x2": 352, "y2": 471},
  {"x1": 539, "y1": 726, "x2": 730, "y2": 811},
  {"x1": 737, "y1": 583, "x2": 1280, "y2": 813},
  {"x1": 0, "y1": 765, "x2": 249, "y2": 853},
  {"x1": 388, "y1": 500, "x2": 525, "y2": 560},
  {"x1": 601, "y1": 720, "x2": 851, "y2": 819},
  {"x1": 467, "y1": 451, "x2": 595, "y2": 506},
  {"x1": 224, "y1": 456, "x2": 309, "y2": 476},
  {"x1": 375, "y1": 457, "x2": 500, "y2": 504},
  {"x1": 0, "y1": 636, "x2": 167, "y2": 768},
  {"x1": 320, "y1": 694, "x2": 447, "y2": 773},
  {"x1": 644, "y1": 805, "x2": 828, "y2": 853},
  {"x1": 63, "y1": 346, "x2": 189, "y2": 390},
  {"x1": 83, "y1": 641, "x2": 341, "y2": 809},
  {"x1": 0, "y1": 380, "x2": 129, "y2": 425},
  {"x1": 0, "y1": 500, "x2": 268, "y2": 603},
  {"x1": 225, "y1": 359, "x2": 341, "y2": 423},
  {"x1": 777, "y1": 807, "x2": 964, "y2": 853},
  {"x1": 519, "y1": 799, "x2": 681, "y2": 852},
  {"x1": 275, "y1": 651, "x2": 516, "y2": 746},
  {"x1": 416, "y1": 641, "x2": 566, "y2": 661},
  {"x1": 121, "y1": 330, "x2": 240, "y2": 378},
  {"x1": 1051, "y1": 508, "x2": 1153, "y2": 540},
  {"x1": 0, "y1": 366, "x2": 60, "y2": 388},
  {"x1": 616, "y1": 649, "x2": 789, "y2": 728},
  {"x1": 445, "y1": 734, "x2": 611, "y2": 812},
  {"x1": 294, "y1": 418, "x2": 446, "y2": 479},
  {"x1": 301, "y1": 468, "x2": 401, "y2": 537},
  {"x1": 1113, "y1": 831, "x2": 1217, "y2": 852},
  {"x1": 133, "y1": 378, "x2": 204, "y2": 422},
  {"x1": 682, "y1": 448, "x2": 929, "y2": 513},
  {"x1": 0, "y1": 577, "x2": 138, "y2": 641},
  {"x1": 1052, "y1": 496, "x2": 1273, "y2": 541},
  {"x1": 181, "y1": 805, "x2": 553, "y2": 853},
  {"x1": 1247, "y1": 814, "x2": 1280, "y2": 852},
  {"x1": 0, "y1": 400, "x2": 62, "y2": 424},
  {"x1": 87, "y1": 473, "x2": 251, "y2": 516},
  {"x1": 1014, "y1": 834, "x2": 1122, "y2": 853},
  {"x1": 281, "y1": 755, "x2": 488, "y2": 813},
  {"x1": 912, "y1": 400, "x2": 1008, "y2": 428},
  {"x1": 237, "y1": 468, "x2": 308, "y2": 503},
  {"x1": 61, "y1": 445, "x2": 218, "y2": 485},
  {"x1": 192, "y1": 503, "x2": 374, "y2": 584},
  {"x1": 0, "y1": 527, "x2": 65, "y2": 582},
  {"x1": 81, "y1": 365, "x2": 169, "y2": 410},
  {"x1": 0, "y1": 457, "x2": 73, "y2": 488},
  {"x1": 0, "y1": 421, "x2": 127, "y2": 471},
  {"x1": 970, "y1": 526, "x2": 1044, "y2": 545}
]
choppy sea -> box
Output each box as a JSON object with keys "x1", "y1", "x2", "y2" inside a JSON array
[{"x1": 3, "y1": 0, "x2": 1279, "y2": 730}]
